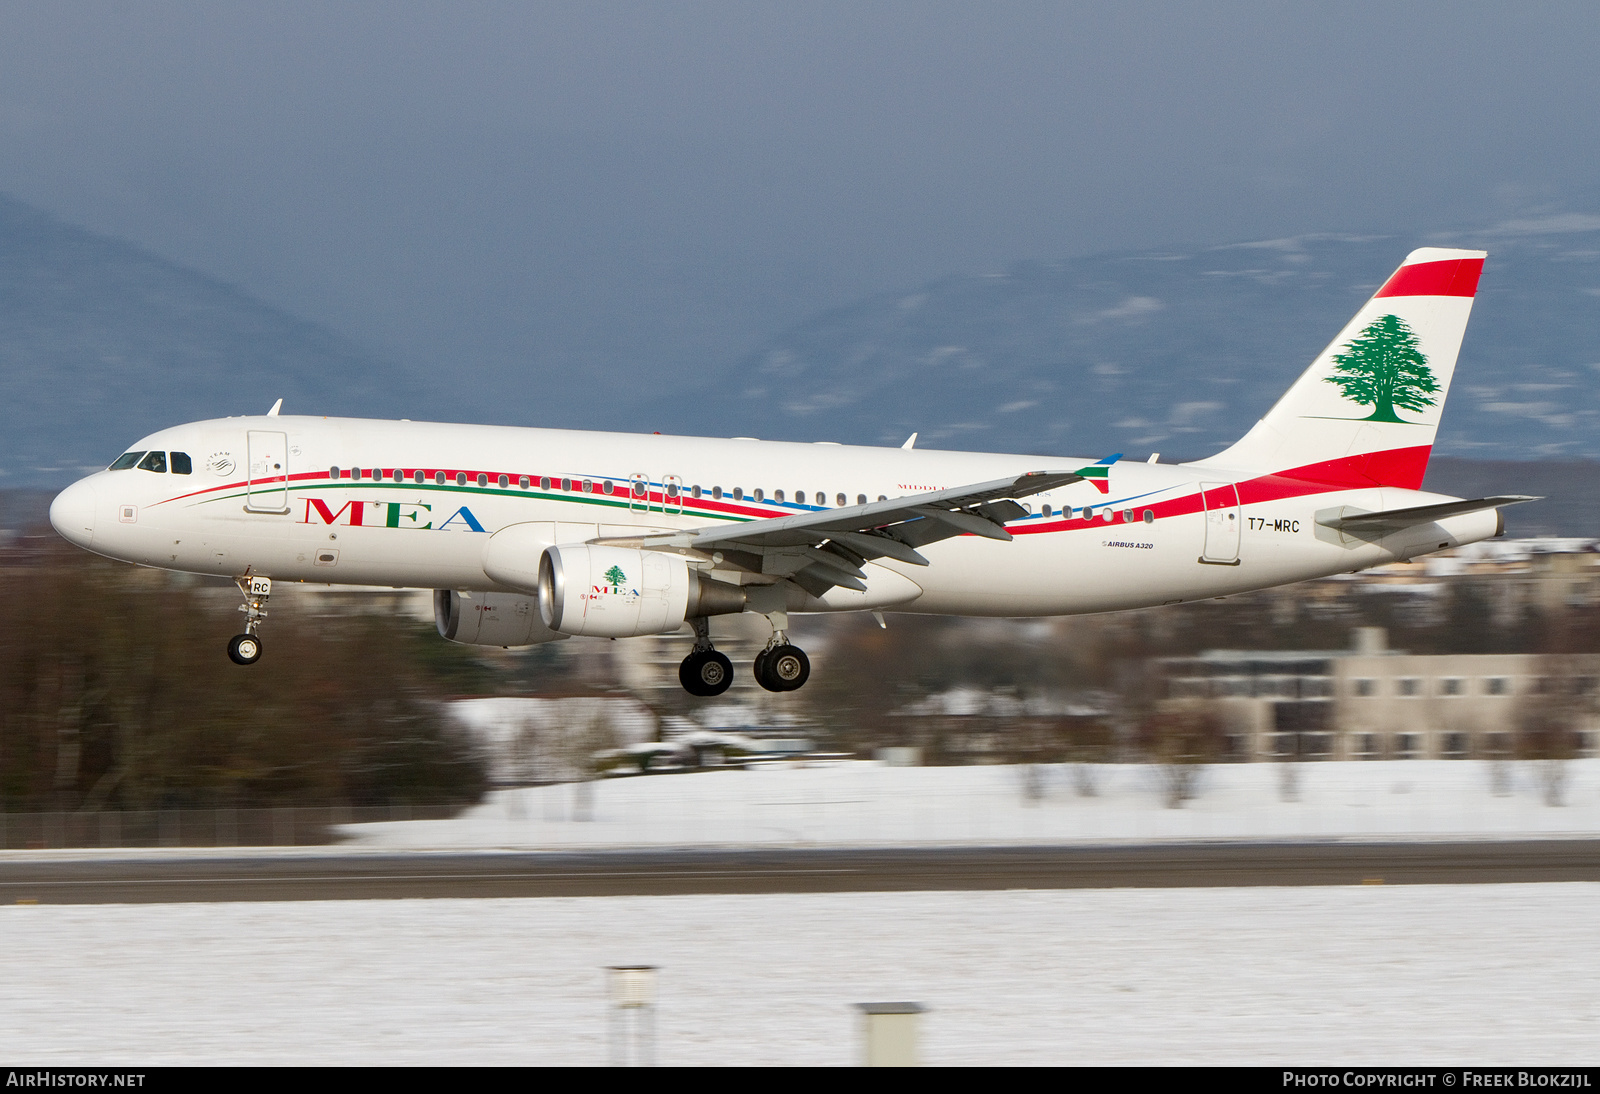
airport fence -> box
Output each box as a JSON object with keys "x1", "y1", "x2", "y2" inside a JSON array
[{"x1": 0, "y1": 803, "x2": 464, "y2": 849}]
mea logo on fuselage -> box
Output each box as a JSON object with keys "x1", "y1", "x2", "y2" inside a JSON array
[{"x1": 298, "y1": 498, "x2": 485, "y2": 532}]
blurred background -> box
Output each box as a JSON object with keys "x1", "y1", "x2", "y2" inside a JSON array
[{"x1": 4, "y1": 2, "x2": 1600, "y2": 1065}]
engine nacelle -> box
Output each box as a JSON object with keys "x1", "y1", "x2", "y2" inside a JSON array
[
  {"x1": 538, "y1": 544, "x2": 745, "y2": 638},
  {"x1": 434, "y1": 589, "x2": 569, "y2": 647}
]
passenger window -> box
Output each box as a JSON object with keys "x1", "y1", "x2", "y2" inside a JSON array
[
  {"x1": 1041, "y1": 505, "x2": 1052, "y2": 518},
  {"x1": 773, "y1": 489, "x2": 784, "y2": 503},
  {"x1": 457, "y1": 472, "x2": 467, "y2": 486},
  {"x1": 540, "y1": 477, "x2": 550, "y2": 490},
  {"x1": 170, "y1": 452, "x2": 193, "y2": 475},
  {"x1": 857, "y1": 494, "x2": 867, "y2": 505},
  {"x1": 136, "y1": 451, "x2": 168, "y2": 473},
  {"x1": 436, "y1": 471, "x2": 446, "y2": 485},
  {"x1": 414, "y1": 471, "x2": 424, "y2": 484},
  {"x1": 392, "y1": 469, "x2": 403, "y2": 483},
  {"x1": 754, "y1": 488, "x2": 764, "y2": 502},
  {"x1": 796, "y1": 491, "x2": 806, "y2": 504},
  {"x1": 476, "y1": 473, "x2": 488, "y2": 487},
  {"x1": 836, "y1": 493, "x2": 847, "y2": 506},
  {"x1": 1143, "y1": 510, "x2": 1154, "y2": 524},
  {"x1": 109, "y1": 451, "x2": 146, "y2": 471},
  {"x1": 519, "y1": 476, "x2": 530, "y2": 489},
  {"x1": 329, "y1": 466, "x2": 341, "y2": 479},
  {"x1": 711, "y1": 486, "x2": 722, "y2": 500},
  {"x1": 498, "y1": 474, "x2": 509, "y2": 488},
  {"x1": 691, "y1": 485, "x2": 702, "y2": 499},
  {"x1": 733, "y1": 488, "x2": 743, "y2": 501}
]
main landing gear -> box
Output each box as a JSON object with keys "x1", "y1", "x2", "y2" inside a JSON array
[
  {"x1": 753, "y1": 604, "x2": 809, "y2": 693},
  {"x1": 228, "y1": 575, "x2": 271, "y2": 666},
  {"x1": 679, "y1": 617, "x2": 734, "y2": 696},
  {"x1": 675, "y1": 614, "x2": 812, "y2": 696},
  {"x1": 753, "y1": 642, "x2": 809, "y2": 693}
]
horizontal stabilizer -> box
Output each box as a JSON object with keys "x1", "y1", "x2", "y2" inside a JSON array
[{"x1": 1317, "y1": 495, "x2": 1540, "y2": 534}]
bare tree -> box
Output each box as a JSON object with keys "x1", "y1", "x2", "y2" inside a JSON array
[
  {"x1": 1514, "y1": 656, "x2": 1587, "y2": 807},
  {"x1": 1063, "y1": 717, "x2": 1114, "y2": 797},
  {"x1": 1135, "y1": 700, "x2": 1228, "y2": 808}
]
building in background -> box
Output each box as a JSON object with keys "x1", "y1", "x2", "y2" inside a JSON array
[{"x1": 1160, "y1": 628, "x2": 1599, "y2": 761}]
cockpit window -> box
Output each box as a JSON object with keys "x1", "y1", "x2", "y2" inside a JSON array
[
  {"x1": 109, "y1": 451, "x2": 146, "y2": 471},
  {"x1": 136, "y1": 451, "x2": 168, "y2": 473},
  {"x1": 170, "y1": 451, "x2": 193, "y2": 475}
]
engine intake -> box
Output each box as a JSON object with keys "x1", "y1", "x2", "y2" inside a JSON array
[{"x1": 538, "y1": 544, "x2": 745, "y2": 637}]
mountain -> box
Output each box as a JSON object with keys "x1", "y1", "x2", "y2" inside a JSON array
[
  {"x1": 9, "y1": 187, "x2": 1600, "y2": 512},
  {"x1": 0, "y1": 195, "x2": 420, "y2": 485},
  {"x1": 701, "y1": 214, "x2": 1600, "y2": 465}
]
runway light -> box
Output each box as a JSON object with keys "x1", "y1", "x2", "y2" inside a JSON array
[
  {"x1": 607, "y1": 965, "x2": 658, "y2": 1066},
  {"x1": 855, "y1": 1001, "x2": 925, "y2": 1067}
]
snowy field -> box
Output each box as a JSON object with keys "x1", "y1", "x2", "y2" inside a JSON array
[
  {"x1": 3, "y1": 883, "x2": 1597, "y2": 1065},
  {"x1": 337, "y1": 759, "x2": 1600, "y2": 851}
]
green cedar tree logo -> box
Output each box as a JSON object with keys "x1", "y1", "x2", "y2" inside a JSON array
[
  {"x1": 603, "y1": 564, "x2": 627, "y2": 591},
  {"x1": 1323, "y1": 313, "x2": 1439, "y2": 423}
]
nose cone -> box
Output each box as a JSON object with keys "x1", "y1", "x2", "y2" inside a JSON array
[{"x1": 50, "y1": 478, "x2": 98, "y2": 549}]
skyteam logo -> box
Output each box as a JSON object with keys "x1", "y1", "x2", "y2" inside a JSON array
[{"x1": 298, "y1": 497, "x2": 485, "y2": 531}]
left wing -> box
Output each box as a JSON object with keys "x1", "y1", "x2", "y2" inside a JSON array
[{"x1": 605, "y1": 457, "x2": 1117, "y2": 599}]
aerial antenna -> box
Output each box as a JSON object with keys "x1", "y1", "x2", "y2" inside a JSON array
[
  {"x1": 266, "y1": 398, "x2": 283, "y2": 417},
  {"x1": 901, "y1": 432, "x2": 917, "y2": 450}
]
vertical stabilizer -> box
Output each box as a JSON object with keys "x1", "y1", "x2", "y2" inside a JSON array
[{"x1": 1196, "y1": 247, "x2": 1485, "y2": 489}]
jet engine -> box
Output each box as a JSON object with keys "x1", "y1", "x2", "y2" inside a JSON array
[
  {"x1": 537, "y1": 544, "x2": 745, "y2": 638},
  {"x1": 434, "y1": 589, "x2": 569, "y2": 647}
]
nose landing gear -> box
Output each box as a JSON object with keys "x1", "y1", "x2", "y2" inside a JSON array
[
  {"x1": 228, "y1": 632, "x2": 263, "y2": 665},
  {"x1": 228, "y1": 575, "x2": 271, "y2": 666}
]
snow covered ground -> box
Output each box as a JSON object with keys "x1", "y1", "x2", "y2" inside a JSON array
[
  {"x1": 3, "y1": 884, "x2": 1596, "y2": 1065},
  {"x1": 337, "y1": 759, "x2": 1600, "y2": 851}
]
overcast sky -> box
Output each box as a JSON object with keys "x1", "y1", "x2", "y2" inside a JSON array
[{"x1": 3, "y1": 2, "x2": 1599, "y2": 424}]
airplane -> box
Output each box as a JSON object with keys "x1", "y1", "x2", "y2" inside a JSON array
[{"x1": 49, "y1": 246, "x2": 1533, "y2": 697}]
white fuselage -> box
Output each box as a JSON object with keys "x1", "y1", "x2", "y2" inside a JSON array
[{"x1": 49, "y1": 414, "x2": 1498, "y2": 618}]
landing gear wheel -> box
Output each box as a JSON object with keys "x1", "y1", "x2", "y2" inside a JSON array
[
  {"x1": 228, "y1": 633, "x2": 263, "y2": 666},
  {"x1": 679, "y1": 650, "x2": 734, "y2": 697},
  {"x1": 754, "y1": 643, "x2": 810, "y2": 692}
]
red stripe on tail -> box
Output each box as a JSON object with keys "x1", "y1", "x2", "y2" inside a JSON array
[
  {"x1": 1374, "y1": 258, "x2": 1483, "y2": 299},
  {"x1": 1270, "y1": 445, "x2": 1433, "y2": 491}
]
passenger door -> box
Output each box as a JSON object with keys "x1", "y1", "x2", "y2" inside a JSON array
[
  {"x1": 1200, "y1": 481, "x2": 1241, "y2": 565},
  {"x1": 245, "y1": 431, "x2": 290, "y2": 513}
]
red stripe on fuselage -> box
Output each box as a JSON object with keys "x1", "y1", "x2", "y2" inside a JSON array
[
  {"x1": 1014, "y1": 445, "x2": 1433, "y2": 536},
  {"x1": 1374, "y1": 258, "x2": 1483, "y2": 299}
]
